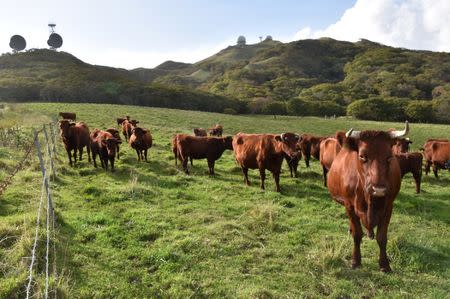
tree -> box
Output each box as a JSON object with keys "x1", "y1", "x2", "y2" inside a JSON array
[
  {"x1": 404, "y1": 101, "x2": 434, "y2": 123},
  {"x1": 262, "y1": 101, "x2": 286, "y2": 117}
]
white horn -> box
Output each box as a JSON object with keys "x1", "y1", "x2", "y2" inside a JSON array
[
  {"x1": 389, "y1": 121, "x2": 409, "y2": 138},
  {"x1": 345, "y1": 128, "x2": 360, "y2": 138},
  {"x1": 281, "y1": 133, "x2": 285, "y2": 141}
]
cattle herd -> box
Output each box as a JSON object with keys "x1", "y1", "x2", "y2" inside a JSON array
[{"x1": 57, "y1": 112, "x2": 449, "y2": 272}]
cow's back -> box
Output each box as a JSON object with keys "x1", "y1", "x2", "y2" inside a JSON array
[{"x1": 320, "y1": 138, "x2": 341, "y2": 170}]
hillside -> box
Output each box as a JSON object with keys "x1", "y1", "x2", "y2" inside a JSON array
[
  {"x1": 1, "y1": 39, "x2": 450, "y2": 122},
  {"x1": 0, "y1": 103, "x2": 449, "y2": 297}
]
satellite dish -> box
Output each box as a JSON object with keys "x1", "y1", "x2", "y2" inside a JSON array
[
  {"x1": 47, "y1": 33, "x2": 63, "y2": 49},
  {"x1": 9, "y1": 35, "x2": 26, "y2": 52}
]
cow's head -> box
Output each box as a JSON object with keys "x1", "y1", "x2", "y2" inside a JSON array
[
  {"x1": 59, "y1": 119, "x2": 75, "y2": 138},
  {"x1": 132, "y1": 127, "x2": 147, "y2": 139},
  {"x1": 106, "y1": 128, "x2": 121, "y2": 140},
  {"x1": 345, "y1": 121, "x2": 409, "y2": 198},
  {"x1": 130, "y1": 120, "x2": 139, "y2": 127},
  {"x1": 102, "y1": 137, "x2": 121, "y2": 157},
  {"x1": 222, "y1": 136, "x2": 233, "y2": 150},
  {"x1": 275, "y1": 133, "x2": 301, "y2": 159},
  {"x1": 392, "y1": 137, "x2": 412, "y2": 154}
]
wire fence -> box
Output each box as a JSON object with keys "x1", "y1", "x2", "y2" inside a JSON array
[{"x1": 23, "y1": 122, "x2": 59, "y2": 299}]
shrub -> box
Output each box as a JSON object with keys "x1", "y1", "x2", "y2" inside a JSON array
[
  {"x1": 223, "y1": 108, "x2": 237, "y2": 115},
  {"x1": 405, "y1": 101, "x2": 434, "y2": 123}
]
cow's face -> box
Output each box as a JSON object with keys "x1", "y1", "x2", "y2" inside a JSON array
[
  {"x1": 223, "y1": 136, "x2": 233, "y2": 150},
  {"x1": 59, "y1": 120, "x2": 74, "y2": 137},
  {"x1": 132, "y1": 127, "x2": 147, "y2": 139},
  {"x1": 275, "y1": 133, "x2": 301, "y2": 159},
  {"x1": 392, "y1": 138, "x2": 411, "y2": 154},
  {"x1": 103, "y1": 138, "x2": 120, "y2": 157},
  {"x1": 106, "y1": 129, "x2": 121, "y2": 140},
  {"x1": 130, "y1": 120, "x2": 139, "y2": 127}
]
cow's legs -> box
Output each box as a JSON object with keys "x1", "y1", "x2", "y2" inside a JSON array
[
  {"x1": 424, "y1": 160, "x2": 431, "y2": 175},
  {"x1": 92, "y1": 151, "x2": 97, "y2": 168},
  {"x1": 135, "y1": 149, "x2": 141, "y2": 161},
  {"x1": 86, "y1": 144, "x2": 91, "y2": 163},
  {"x1": 144, "y1": 149, "x2": 148, "y2": 162},
  {"x1": 104, "y1": 157, "x2": 108, "y2": 171},
  {"x1": 432, "y1": 163, "x2": 439, "y2": 178},
  {"x1": 305, "y1": 154, "x2": 310, "y2": 168},
  {"x1": 190, "y1": 157, "x2": 193, "y2": 167},
  {"x1": 66, "y1": 148, "x2": 73, "y2": 166},
  {"x1": 182, "y1": 157, "x2": 189, "y2": 175},
  {"x1": 293, "y1": 161, "x2": 298, "y2": 178},
  {"x1": 259, "y1": 168, "x2": 266, "y2": 190},
  {"x1": 273, "y1": 171, "x2": 281, "y2": 192},
  {"x1": 242, "y1": 167, "x2": 250, "y2": 185},
  {"x1": 110, "y1": 157, "x2": 115, "y2": 172},
  {"x1": 78, "y1": 147, "x2": 83, "y2": 161},
  {"x1": 116, "y1": 145, "x2": 120, "y2": 160},
  {"x1": 346, "y1": 206, "x2": 363, "y2": 269},
  {"x1": 322, "y1": 166, "x2": 328, "y2": 187},
  {"x1": 413, "y1": 169, "x2": 421, "y2": 193},
  {"x1": 377, "y1": 206, "x2": 392, "y2": 272},
  {"x1": 73, "y1": 148, "x2": 78, "y2": 164},
  {"x1": 100, "y1": 155, "x2": 105, "y2": 169},
  {"x1": 207, "y1": 159, "x2": 215, "y2": 175}
]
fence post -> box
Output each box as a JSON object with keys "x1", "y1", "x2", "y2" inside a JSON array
[
  {"x1": 43, "y1": 124, "x2": 56, "y2": 178},
  {"x1": 49, "y1": 121, "x2": 58, "y2": 160}
]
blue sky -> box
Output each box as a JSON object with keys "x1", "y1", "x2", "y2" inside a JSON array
[{"x1": 1, "y1": 0, "x2": 448, "y2": 69}]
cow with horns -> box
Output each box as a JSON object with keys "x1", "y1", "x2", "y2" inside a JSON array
[{"x1": 327, "y1": 121, "x2": 409, "y2": 272}]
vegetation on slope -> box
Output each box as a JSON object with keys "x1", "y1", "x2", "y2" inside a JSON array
[{"x1": 0, "y1": 103, "x2": 449, "y2": 298}]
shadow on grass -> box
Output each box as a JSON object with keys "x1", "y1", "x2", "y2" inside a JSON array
[{"x1": 396, "y1": 191, "x2": 450, "y2": 225}]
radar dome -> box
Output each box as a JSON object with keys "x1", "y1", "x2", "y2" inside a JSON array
[
  {"x1": 237, "y1": 35, "x2": 246, "y2": 47},
  {"x1": 9, "y1": 35, "x2": 26, "y2": 52}
]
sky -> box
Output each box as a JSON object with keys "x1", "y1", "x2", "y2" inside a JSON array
[{"x1": 0, "y1": 0, "x2": 449, "y2": 69}]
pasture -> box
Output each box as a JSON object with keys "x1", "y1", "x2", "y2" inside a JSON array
[{"x1": 0, "y1": 102, "x2": 449, "y2": 298}]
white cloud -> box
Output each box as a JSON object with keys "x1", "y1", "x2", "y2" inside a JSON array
[{"x1": 294, "y1": 0, "x2": 450, "y2": 52}]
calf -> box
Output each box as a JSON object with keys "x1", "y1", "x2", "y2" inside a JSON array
[
  {"x1": 117, "y1": 116, "x2": 130, "y2": 126},
  {"x1": 193, "y1": 128, "x2": 207, "y2": 137},
  {"x1": 106, "y1": 128, "x2": 121, "y2": 160},
  {"x1": 176, "y1": 135, "x2": 233, "y2": 175},
  {"x1": 129, "y1": 127, "x2": 152, "y2": 162},
  {"x1": 59, "y1": 120, "x2": 91, "y2": 166},
  {"x1": 59, "y1": 112, "x2": 76, "y2": 121},
  {"x1": 392, "y1": 137, "x2": 412, "y2": 155},
  {"x1": 298, "y1": 134, "x2": 325, "y2": 167},
  {"x1": 395, "y1": 152, "x2": 423, "y2": 193},
  {"x1": 319, "y1": 137, "x2": 342, "y2": 187},
  {"x1": 122, "y1": 119, "x2": 139, "y2": 141},
  {"x1": 430, "y1": 141, "x2": 450, "y2": 178},
  {"x1": 208, "y1": 124, "x2": 223, "y2": 137},
  {"x1": 90, "y1": 129, "x2": 121, "y2": 172},
  {"x1": 421, "y1": 138, "x2": 448, "y2": 175},
  {"x1": 327, "y1": 121, "x2": 409, "y2": 272},
  {"x1": 233, "y1": 133, "x2": 300, "y2": 192}
]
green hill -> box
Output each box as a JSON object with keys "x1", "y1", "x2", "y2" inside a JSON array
[{"x1": 1, "y1": 38, "x2": 449, "y2": 122}]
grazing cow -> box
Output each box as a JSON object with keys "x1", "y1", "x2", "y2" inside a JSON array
[
  {"x1": 319, "y1": 137, "x2": 342, "y2": 187},
  {"x1": 421, "y1": 139, "x2": 448, "y2": 176},
  {"x1": 208, "y1": 124, "x2": 223, "y2": 137},
  {"x1": 193, "y1": 128, "x2": 207, "y2": 137},
  {"x1": 59, "y1": 112, "x2": 76, "y2": 121},
  {"x1": 106, "y1": 128, "x2": 121, "y2": 160},
  {"x1": 59, "y1": 120, "x2": 91, "y2": 166},
  {"x1": 122, "y1": 119, "x2": 139, "y2": 141},
  {"x1": 90, "y1": 129, "x2": 121, "y2": 172},
  {"x1": 327, "y1": 121, "x2": 409, "y2": 272},
  {"x1": 176, "y1": 135, "x2": 233, "y2": 175},
  {"x1": 233, "y1": 133, "x2": 300, "y2": 192},
  {"x1": 395, "y1": 152, "x2": 423, "y2": 193},
  {"x1": 172, "y1": 134, "x2": 193, "y2": 167},
  {"x1": 392, "y1": 137, "x2": 412, "y2": 155},
  {"x1": 298, "y1": 134, "x2": 325, "y2": 167},
  {"x1": 129, "y1": 127, "x2": 152, "y2": 162},
  {"x1": 117, "y1": 116, "x2": 130, "y2": 126},
  {"x1": 429, "y1": 141, "x2": 450, "y2": 178}
]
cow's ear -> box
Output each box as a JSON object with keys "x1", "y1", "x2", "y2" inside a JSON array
[
  {"x1": 69, "y1": 123, "x2": 76, "y2": 127},
  {"x1": 335, "y1": 131, "x2": 346, "y2": 147},
  {"x1": 275, "y1": 135, "x2": 282, "y2": 142}
]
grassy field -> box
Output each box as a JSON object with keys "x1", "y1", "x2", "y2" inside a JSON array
[{"x1": 0, "y1": 103, "x2": 449, "y2": 298}]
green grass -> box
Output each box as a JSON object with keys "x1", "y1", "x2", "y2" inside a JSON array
[{"x1": 1, "y1": 103, "x2": 449, "y2": 298}]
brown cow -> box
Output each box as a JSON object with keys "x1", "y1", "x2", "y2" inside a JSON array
[
  {"x1": 327, "y1": 121, "x2": 409, "y2": 272},
  {"x1": 106, "y1": 128, "x2": 121, "y2": 160},
  {"x1": 122, "y1": 119, "x2": 139, "y2": 141},
  {"x1": 172, "y1": 134, "x2": 193, "y2": 167},
  {"x1": 90, "y1": 129, "x2": 121, "y2": 172},
  {"x1": 430, "y1": 141, "x2": 450, "y2": 178},
  {"x1": 176, "y1": 135, "x2": 233, "y2": 175},
  {"x1": 129, "y1": 127, "x2": 152, "y2": 162},
  {"x1": 392, "y1": 137, "x2": 412, "y2": 155},
  {"x1": 422, "y1": 139, "x2": 448, "y2": 176},
  {"x1": 193, "y1": 128, "x2": 207, "y2": 137},
  {"x1": 233, "y1": 133, "x2": 300, "y2": 192},
  {"x1": 117, "y1": 116, "x2": 130, "y2": 126},
  {"x1": 59, "y1": 112, "x2": 76, "y2": 121},
  {"x1": 319, "y1": 137, "x2": 342, "y2": 187},
  {"x1": 284, "y1": 142, "x2": 302, "y2": 178},
  {"x1": 298, "y1": 134, "x2": 325, "y2": 167},
  {"x1": 208, "y1": 124, "x2": 223, "y2": 137},
  {"x1": 395, "y1": 152, "x2": 423, "y2": 193},
  {"x1": 59, "y1": 120, "x2": 91, "y2": 166}
]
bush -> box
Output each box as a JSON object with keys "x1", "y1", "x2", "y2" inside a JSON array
[
  {"x1": 262, "y1": 101, "x2": 287, "y2": 116},
  {"x1": 223, "y1": 108, "x2": 237, "y2": 115},
  {"x1": 432, "y1": 98, "x2": 450, "y2": 124},
  {"x1": 405, "y1": 101, "x2": 434, "y2": 123}
]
